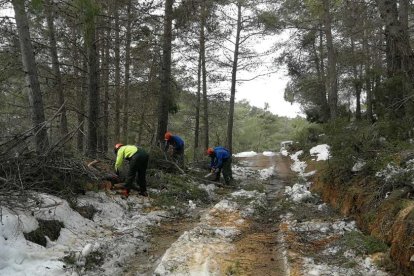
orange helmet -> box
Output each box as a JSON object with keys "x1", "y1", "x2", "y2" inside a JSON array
[
  {"x1": 207, "y1": 147, "x2": 214, "y2": 155},
  {"x1": 114, "y1": 143, "x2": 124, "y2": 151},
  {"x1": 164, "y1": 132, "x2": 172, "y2": 140}
]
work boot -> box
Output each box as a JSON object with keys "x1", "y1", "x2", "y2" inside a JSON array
[{"x1": 120, "y1": 189, "x2": 129, "y2": 199}]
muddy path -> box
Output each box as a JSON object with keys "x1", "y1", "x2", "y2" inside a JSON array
[
  {"x1": 121, "y1": 153, "x2": 293, "y2": 275},
  {"x1": 219, "y1": 154, "x2": 294, "y2": 276},
  {"x1": 124, "y1": 216, "x2": 200, "y2": 275}
]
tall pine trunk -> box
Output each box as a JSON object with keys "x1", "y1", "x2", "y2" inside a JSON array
[
  {"x1": 200, "y1": 1, "x2": 209, "y2": 150},
  {"x1": 194, "y1": 48, "x2": 201, "y2": 160},
  {"x1": 85, "y1": 4, "x2": 100, "y2": 158},
  {"x1": 226, "y1": 2, "x2": 242, "y2": 153},
  {"x1": 322, "y1": 0, "x2": 338, "y2": 120},
  {"x1": 122, "y1": 0, "x2": 132, "y2": 143},
  {"x1": 102, "y1": 16, "x2": 110, "y2": 153},
  {"x1": 45, "y1": 0, "x2": 68, "y2": 140},
  {"x1": 114, "y1": 6, "x2": 121, "y2": 142},
  {"x1": 12, "y1": 0, "x2": 49, "y2": 152},
  {"x1": 156, "y1": 0, "x2": 174, "y2": 144}
]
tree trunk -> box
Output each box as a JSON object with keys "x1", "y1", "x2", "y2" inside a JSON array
[
  {"x1": 363, "y1": 22, "x2": 373, "y2": 122},
  {"x1": 351, "y1": 37, "x2": 362, "y2": 120},
  {"x1": 114, "y1": 5, "x2": 121, "y2": 142},
  {"x1": 86, "y1": 9, "x2": 99, "y2": 158},
  {"x1": 376, "y1": 0, "x2": 414, "y2": 118},
  {"x1": 322, "y1": 0, "x2": 338, "y2": 120},
  {"x1": 226, "y1": 2, "x2": 242, "y2": 153},
  {"x1": 318, "y1": 28, "x2": 329, "y2": 121},
  {"x1": 122, "y1": 0, "x2": 132, "y2": 143},
  {"x1": 45, "y1": 0, "x2": 68, "y2": 140},
  {"x1": 74, "y1": 28, "x2": 86, "y2": 152},
  {"x1": 156, "y1": 0, "x2": 174, "y2": 144},
  {"x1": 194, "y1": 48, "x2": 202, "y2": 160},
  {"x1": 12, "y1": 0, "x2": 49, "y2": 152},
  {"x1": 200, "y1": 1, "x2": 209, "y2": 150},
  {"x1": 102, "y1": 16, "x2": 110, "y2": 153}
]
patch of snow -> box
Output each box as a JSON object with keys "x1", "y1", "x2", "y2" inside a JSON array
[
  {"x1": 352, "y1": 160, "x2": 366, "y2": 172},
  {"x1": 280, "y1": 149, "x2": 289, "y2": 156},
  {"x1": 262, "y1": 151, "x2": 276, "y2": 157},
  {"x1": 309, "y1": 144, "x2": 331, "y2": 161},
  {"x1": 280, "y1": 141, "x2": 293, "y2": 148},
  {"x1": 290, "y1": 150, "x2": 307, "y2": 174},
  {"x1": 0, "y1": 191, "x2": 168, "y2": 276},
  {"x1": 285, "y1": 183, "x2": 312, "y2": 202},
  {"x1": 234, "y1": 151, "x2": 258, "y2": 158},
  {"x1": 232, "y1": 165, "x2": 257, "y2": 180},
  {"x1": 213, "y1": 199, "x2": 238, "y2": 212},
  {"x1": 258, "y1": 166, "x2": 275, "y2": 179},
  {"x1": 198, "y1": 183, "x2": 217, "y2": 198},
  {"x1": 303, "y1": 170, "x2": 316, "y2": 177}
]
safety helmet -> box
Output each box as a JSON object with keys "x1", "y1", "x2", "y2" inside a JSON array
[
  {"x1": 207, "y1": 147, "x2": 214, "y2": 155},
  {"x1": 164, "y1": 132, "x2": 172, "y2": 140},
  {"x1": 114, "y1": 143, "x2": 124, "y2": 153}
]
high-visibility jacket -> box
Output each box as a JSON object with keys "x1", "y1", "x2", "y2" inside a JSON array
[
  {"x1": 210, "y1": 146, "x2": 231, "y2": 169},
  {"x1": 115, "y1": 145, "x2": 138, "y2": 171}
]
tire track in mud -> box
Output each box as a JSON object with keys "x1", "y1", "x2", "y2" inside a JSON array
[{"x1": 221, "y1": 153, "x2": 294, "y2": 276}]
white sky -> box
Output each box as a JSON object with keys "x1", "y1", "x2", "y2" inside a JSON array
[
  {"x1": 232, "y1": 30, "x2": 303, "y2": 119},
  {"x1": 235, "y1": 71, "x2": 303, "y2": 118}
]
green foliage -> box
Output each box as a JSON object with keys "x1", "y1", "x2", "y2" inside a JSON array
[
  {"x1": 169, "y1": 91, "x2": 308, "y2": 158},
  {"x1": 258, "y1": 11, "x2": 282, "y2": 31},
  {"x1": 342, "y1": 231, "x2": 388, "y2": 255},
  {"x1": 152, "y1": 173, "x2": 211, "y2": 213}
]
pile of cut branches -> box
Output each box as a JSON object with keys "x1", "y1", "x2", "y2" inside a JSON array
[{"x1": 0, "y1": 151, "x2": 101, "y2": 211}]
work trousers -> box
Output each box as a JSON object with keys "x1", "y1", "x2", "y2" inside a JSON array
[
  {"x1": 173, "y1": 147, "x2": 185, "y2": 168},
  {"x1": 125, "y1": 149, "x2": 149, "y2": 193},
  {"x1": 215, "y1": 157, "x2": 233, "y2": 185}
]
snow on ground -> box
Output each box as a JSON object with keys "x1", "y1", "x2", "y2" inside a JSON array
[
  {"x1": 258, "y1": 166, "x2": 275, "y2": 180},
  {"x1": 281, "y1": 144, "x2": 389, "y2": 276},
  {"x1": 233, "y1": 151, "x2": 278, "y2": 181},
  {"x1": 233, "y1": 151, "x2": 257, "y2": 158},
  {"x1": 290, "y1": 150, "x2": 307, "y2": 174},
  {"x1": 310, "y1": 144, "x2": 331, "y2": 161},
  {"x1": 232, "y1": 164, "x2": 258, "y2": 180},
  {"x1": 0, "y1": 192, "x2": 166, "y2": 276}
]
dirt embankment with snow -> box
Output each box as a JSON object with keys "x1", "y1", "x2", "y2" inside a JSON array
[{"x1": 300, "y1": 147, "x2": 414, "y2": 275}]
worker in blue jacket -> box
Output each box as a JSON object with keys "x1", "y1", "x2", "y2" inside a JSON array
[
  {"x1": 164, "y1": 132, "x2": 185, "y2": 167},
  {"x1": 207, "y1": 146, "x2": 233, "y2": 185}
]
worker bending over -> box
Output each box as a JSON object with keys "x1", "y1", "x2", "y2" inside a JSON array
[
  {"x1": 114, "y1": 143, "x2": 149, "y2": 197},
  {"x1": 164, "y1": 132, "x2": 185, "y2": 168},
  {"x1": 207, "y1": 146, "x2": 233, "y2": 185}
]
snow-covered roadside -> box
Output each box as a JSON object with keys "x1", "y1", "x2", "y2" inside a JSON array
[
  {"x1": 0, "y1": 192, "x2": 167, "y2": 276},
  {"x1": 280, "y1": 145, "x2": 389, "y2": 276},
  {"x1": 233, "y1": 152, "x2": 277, "y2": 180}
]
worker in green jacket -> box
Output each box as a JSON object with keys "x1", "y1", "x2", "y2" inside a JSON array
[{"x1": 114, "y1": 143, "x2": 149, "y2": 197}]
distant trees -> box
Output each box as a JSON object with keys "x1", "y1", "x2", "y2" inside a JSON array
[
  {"x1": 6, "y1": 0, "x2": 413, "y2": 157},
  {"x1": 277, "y1": 0, "x2": 414, "y2": 131}
]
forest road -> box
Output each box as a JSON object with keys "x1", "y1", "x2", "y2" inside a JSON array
[{"x1": 124, "y1": 153, "x2": 294, "y2": 276}]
